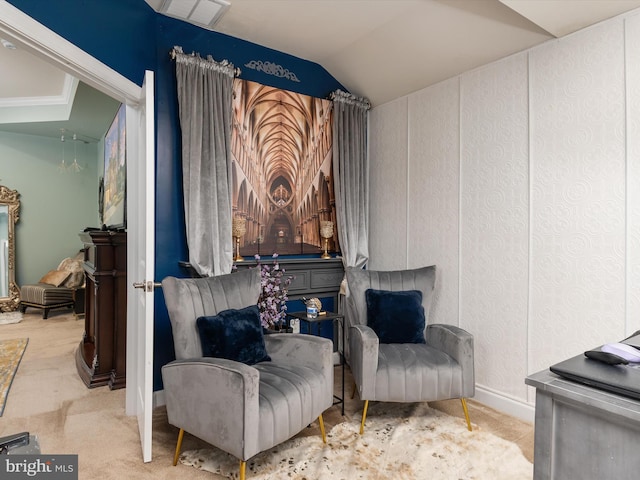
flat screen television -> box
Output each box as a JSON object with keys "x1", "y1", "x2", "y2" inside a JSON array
[{"x1": 101, "y1": 103, "x2": 126, "y2": 230}]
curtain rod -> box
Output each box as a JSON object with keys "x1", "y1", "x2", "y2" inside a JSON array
[
  {"x1": 170, "y1": 46, "x2": 241, "y2": 77},
  {"x1": 330, "y1": 89, "x2": 371, "y2": 110}
]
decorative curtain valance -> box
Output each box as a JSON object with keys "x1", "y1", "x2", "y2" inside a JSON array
[
  {"x1": 171, "y1": 46, "x2": 240, "y2": 77},
  {"x1": 331, "y1": 89, "x2": 371, "y2": 270},
  {"x1": 172, "y1": 45, "x2": 238, "y2": 276},
  {"x1": 331, "y1": 89, "x2": 371, "y2": 110}
]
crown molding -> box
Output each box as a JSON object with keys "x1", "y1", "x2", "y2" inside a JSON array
[{"x1": 0, "y1": 1, "x2": 140, "y2": 104}]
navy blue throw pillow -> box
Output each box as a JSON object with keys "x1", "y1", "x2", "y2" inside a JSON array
[
  {"x1": 365, "y1": 289, "x2": 426, "y2": 344},
  {"x1": 196, "y1": 305, "x2": 271, "y2": 365}
]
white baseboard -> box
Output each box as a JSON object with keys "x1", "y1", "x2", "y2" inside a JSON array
[
  {"x1": 154, "y1": 389, "x2": 166, "y2": 409},
  {"x1": 472, "y1": 384, "x2": 535, "y2": 424}
]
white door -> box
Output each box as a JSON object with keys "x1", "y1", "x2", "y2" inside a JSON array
[
  {"x1": 0, "y1": 1, "x2": 155, "y2": 463},
  {"x1": 125, "y1": 70, "x2": 155, "y2": 463}
]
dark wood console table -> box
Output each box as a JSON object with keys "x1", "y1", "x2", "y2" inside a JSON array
[{"x1": 75, "y1": 231, "x2": 127, "y2": 389}]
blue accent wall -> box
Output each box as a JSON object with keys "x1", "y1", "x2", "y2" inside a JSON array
[
  {"x1": 8, "y1": 0, "x2": 344, "y2": 390},
  {"x1": 7, "y1": 0, "x2": 157, "y2": 86}
]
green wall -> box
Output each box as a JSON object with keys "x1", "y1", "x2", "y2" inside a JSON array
[{"x1": 0, "y1": 131, "x2": 99, "y2": 285}]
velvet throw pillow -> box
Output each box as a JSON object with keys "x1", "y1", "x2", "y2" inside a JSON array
[
  {"x1": 39, "y1": 269, "x2": 71, "y2": 287},
  {"x1": 365, "y1": 288, "x2": 426, "y2": 344},
  {"x1": 196, "y1": 305, "x2": 271, "y2": 365}
]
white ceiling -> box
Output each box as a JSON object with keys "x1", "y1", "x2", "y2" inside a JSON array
[
  {"x1": 147, "y1": 0, "x2": 640, "y2": 106},
  {"x1": 2, "y1": 0, "x2": 640, "y2": 141},
  {"x1": 0, "y1": 39, "x2": 121, "y2": 142}
]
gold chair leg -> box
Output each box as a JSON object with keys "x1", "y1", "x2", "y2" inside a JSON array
[
  {"x1": 172, "y1": 428, "x2": 185, "y2": 466},
  {"x1": 239, "y1": 460, "x2": 246, "y2": 480},
  {"x1": 359, "y1": 400, "x2": 369, "y2": 435},
  {"x1": 318, "y1": 414, "x2": 327, "y2": 443},
  {"x1": 461, "y1": 398, "x2": 472, "y2": 431}
]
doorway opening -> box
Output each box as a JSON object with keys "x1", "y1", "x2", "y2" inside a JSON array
[{"x1": 0, "y1": 1, "x2": 152, "y2": 460}]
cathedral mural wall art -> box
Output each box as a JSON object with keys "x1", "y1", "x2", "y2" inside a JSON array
[{"x1": 231, "y1": 79, "x2": 339, "y2": 257}]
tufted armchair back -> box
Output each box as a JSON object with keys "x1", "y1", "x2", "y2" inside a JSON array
[
  {"x1": 162, "y1": 268, "x2": 261, "y2": 360},
  {"x1": 344, "y1": 265, "x2": 436, "y2": 360},
  {"x1": 343, "y1": 264, "x2": 474, "y2": 434}
]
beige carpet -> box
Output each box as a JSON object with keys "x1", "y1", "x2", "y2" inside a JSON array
[
  {"x1": 0, "y1": 337, "x2": 28, "y2": 416},
  {"x1": 0, "y1": 311, "x2": 534, "y2": 479}
]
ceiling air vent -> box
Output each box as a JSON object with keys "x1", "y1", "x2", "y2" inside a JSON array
[{"x1": 159, "y1": 0, "x2": 230, "y2": 30}]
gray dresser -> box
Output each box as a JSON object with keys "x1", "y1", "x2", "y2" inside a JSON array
[{"x1": 526, "y1": 369, "x2": 640, "y2": 479}]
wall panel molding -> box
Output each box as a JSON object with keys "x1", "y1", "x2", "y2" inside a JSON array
[
  {"x1": 528, "y1": 20, "x2": 626, "y2": 375},
  {"x1": 369, "y1": 12, "x2": 637, "y2": 420},
  {"x1": 625, "y1": 13, "x2": 640, "y2": 337},
  {"x1": 407, "y1": 78, "x2": 460, "y2": 326},
  {"x1": 460, "y1": 53, "x2": 530, "y2": 400},
  {"x1": 368, "y1": 98, "x2": 409, "y2": 270}
]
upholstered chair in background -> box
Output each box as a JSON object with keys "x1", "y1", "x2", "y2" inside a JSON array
[
  {"x1": 344, "y1": 265, "x2": 475, "y2": 434},
  {"x1": 161, "y1": 268, "x2": 334, "y2": 480},
  {"x1": 19, "y1": 251, "x2": 85, "y2": 318}
]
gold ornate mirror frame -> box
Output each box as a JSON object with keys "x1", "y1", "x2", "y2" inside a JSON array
[{"x1": 0, "y1": 185, "x2": 20, "y2": 312}]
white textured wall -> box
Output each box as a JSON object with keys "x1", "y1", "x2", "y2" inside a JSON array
[
  {"x1": 528, "y1": 20, "x2": 626, "y2": 393},
  {"x1": 461, "y1": 54, "x2": 530, "y2": 402},
  {"x1": 369, "y1": 99, "x2": 409, "y2": 270},
  {"x1": 368, "y1": 11, "x2": 640, "y2": 420},
  {"x1": 408, "y1": 79, "x2": 460, "y2": 325},
  {"x1": 626, "y1": 14, "x2": 640, "y2": 350}
]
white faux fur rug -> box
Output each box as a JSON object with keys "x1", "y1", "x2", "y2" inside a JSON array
[
  {"x1": 0, "y1": 312, "x2": 22, "y2": 325},
  {"x1": 180, "y1": 402, "x2": 533, "y2": 480}
]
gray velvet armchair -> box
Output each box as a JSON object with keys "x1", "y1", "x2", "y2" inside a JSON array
[
  {"x1": 161, "y1": 268, "x2": 334, "y2": 480},
  {"x1": 345, "y1": 265, "x2": 475, "y2": 434}
]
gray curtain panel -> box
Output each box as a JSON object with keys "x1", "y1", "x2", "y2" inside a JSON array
[
  {"x1": 174, "y1": 47, "x2": 235, "y2": 276},
  {"x1": 331, "y1": 89, "x2": 371, "y2": 270}
]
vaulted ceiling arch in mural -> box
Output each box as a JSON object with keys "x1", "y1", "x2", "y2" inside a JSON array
[{"x1": 231, "y1": 79, "x2": 338, "y2": 256}]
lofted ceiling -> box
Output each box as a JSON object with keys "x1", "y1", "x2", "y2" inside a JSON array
[
  {"x1": 144, "y1": 0, "x2": 640, "y2": 198},
  {"x1": 146, "y1": 0, "x2": 640, "y2": 106},
  {"x1": 2, "y1": 0, "x2": 640, "y2": 143}
]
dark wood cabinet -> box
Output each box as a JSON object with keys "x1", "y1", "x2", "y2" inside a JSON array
[{"x1": 75, "y1": 231, "x2": 127, "y2": 389}]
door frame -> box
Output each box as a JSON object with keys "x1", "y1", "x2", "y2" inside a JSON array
[
  {"x1": 0, "y1": 3, "x2": 140, "y2": 104},
  {"x1": 0, "y1": 0, "x2": 150, "y2": 428}
]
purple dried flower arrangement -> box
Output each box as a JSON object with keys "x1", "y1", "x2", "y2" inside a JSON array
[{"x1": 254, "y1": 253, "x2": 293, "y2": 329}]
